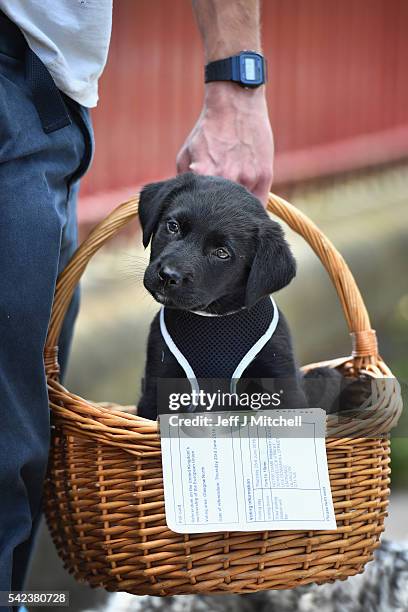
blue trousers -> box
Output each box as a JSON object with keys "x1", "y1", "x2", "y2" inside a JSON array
[{"x1": 0, "y1": 19, "x2": 93, "y2": 600}]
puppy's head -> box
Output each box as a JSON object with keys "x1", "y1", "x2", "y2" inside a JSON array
[{"x1": 140, "y1": 173, "x2": 296, "y2": 312}]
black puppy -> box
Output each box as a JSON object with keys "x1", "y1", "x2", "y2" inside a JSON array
[{"x1": 137, "y1": 173, "x2": 337, "y2": 420}]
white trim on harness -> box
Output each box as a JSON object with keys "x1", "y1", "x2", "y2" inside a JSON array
[
  {"x1": 230, "y1": 296, "x2": 279, "y2": 394},
  {"x1": 159, "y1": 296, "x2": 279, "y2": 402},
  {"x1": 159, "y1": 306, "x2": 200, "y2": 400}
]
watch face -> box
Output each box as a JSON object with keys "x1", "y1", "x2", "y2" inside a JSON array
[
  {"x1": 239, "y1": 53, "x2": 265, "y2": 86},
  {"x1": 244, "y1": 57, "x2": 256, "y2": 81}
]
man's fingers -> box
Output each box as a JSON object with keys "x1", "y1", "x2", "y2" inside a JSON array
[
  {"x1": 176, "y1": 128, "x2": 274, "y2": 209},
  {"x1": 252, "y1": 183, "x2": 272, "y2": 208},
  {"x1": 192, "y1": 162, "x2": 271, "y2": 207},
  {"x1": 252, "y1": 184, "x2": 270, "y2": 208},
  {"x1": 176, "y1": 146, "x2": 191, "y2": 174},
  {"x1": 225, "y1": 167, "x2": 271, "y2": 206},
  {"x1": 238, "y1": 169, "x2": 259, "y2": 192},
  {"x1": 253, "y1": 168, "x2": 273, "y2": 207},
  {"x1": 188, "y1": 160, "x2": 215, "y2": 176},
  {"x1": 207, "y1": 165, "x2": 258, "y2": 192}
]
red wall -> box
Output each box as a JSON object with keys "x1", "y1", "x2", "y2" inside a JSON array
[{"x1": 80, "y1": 0, "x2": 408, "y2": 218}]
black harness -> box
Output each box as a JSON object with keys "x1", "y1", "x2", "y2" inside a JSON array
[{"x1": 160, "y1": 296, "x2": 279, "y2": 394}]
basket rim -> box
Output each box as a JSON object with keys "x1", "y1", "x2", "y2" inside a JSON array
[{"x1": 46, "y1": 353, "x2": 402, "y2": 455}]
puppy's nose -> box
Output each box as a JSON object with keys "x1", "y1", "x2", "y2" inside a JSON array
[{"x1": 158, "y1": 265, "x2": 182, "y2": 287}]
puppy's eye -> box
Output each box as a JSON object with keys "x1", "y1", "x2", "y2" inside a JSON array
[
  {"x1": 214, "y1": 247, "x2": 230, "y2": 260},
  {"x1": 166, "y1": 220, "x2": 180, "y2": 234}
]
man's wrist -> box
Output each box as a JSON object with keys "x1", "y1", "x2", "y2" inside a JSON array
[
  {"x1": 205, "y1": 42, "x2": 262, "y2": 64},
  {"x1": 204, "y1": 81, "x2": 267, "y2": 110}
]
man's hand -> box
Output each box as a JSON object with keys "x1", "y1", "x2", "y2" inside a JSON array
[
  {"x1": 177, "y1": 0, "x2": 273, "y2": 206},
  {"x1": 177, "y1": 82, "x2": 274, "y2": 206}
]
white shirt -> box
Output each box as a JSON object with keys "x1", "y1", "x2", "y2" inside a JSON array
[{"x1": 0, "y1": 0, "x2": 112, "y2": 107}]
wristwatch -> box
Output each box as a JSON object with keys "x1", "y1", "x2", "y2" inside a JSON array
[{"x1": 205, "y1": 51, "x2": 267, "y2": 88}]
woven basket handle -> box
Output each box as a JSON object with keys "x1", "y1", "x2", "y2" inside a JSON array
[{"x1": 44, "y1": 192, "x2": 378, "y2": 371}]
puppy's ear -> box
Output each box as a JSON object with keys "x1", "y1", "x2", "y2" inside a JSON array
[
  {"x1": 245, "y1": 220, "x2": 296, "y2": 307},
  {"x1": 139, "y1": 174, "x2": 193, "y2": 247}
]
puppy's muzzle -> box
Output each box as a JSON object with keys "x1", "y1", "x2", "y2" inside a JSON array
[
  {"x1": 158, "y1": 265, "x2": 182, "y2": 287},
  {"x1": 157, "y1": 264, "x2": 193, "y2": 288}
]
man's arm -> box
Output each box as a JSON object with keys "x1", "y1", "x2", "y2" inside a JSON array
[{"x1": 177, "y1": 0, "x2": 274, "y2": 206}]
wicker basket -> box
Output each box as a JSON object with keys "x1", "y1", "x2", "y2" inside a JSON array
[{"x1": 43, "y1": 193, "x2": 402, "y2": 595}]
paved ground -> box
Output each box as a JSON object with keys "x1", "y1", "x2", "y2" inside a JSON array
[{"x1": 385, "y1": 493, "x2": 408, "y2": 540}]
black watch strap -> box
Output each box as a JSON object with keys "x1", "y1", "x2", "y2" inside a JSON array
[
  {"x1": 205, "y1": 57, "x2": 234, "y2": 83},
  {"x1": 205, "y1": 52, "x2": 266, "y2": 88}
]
